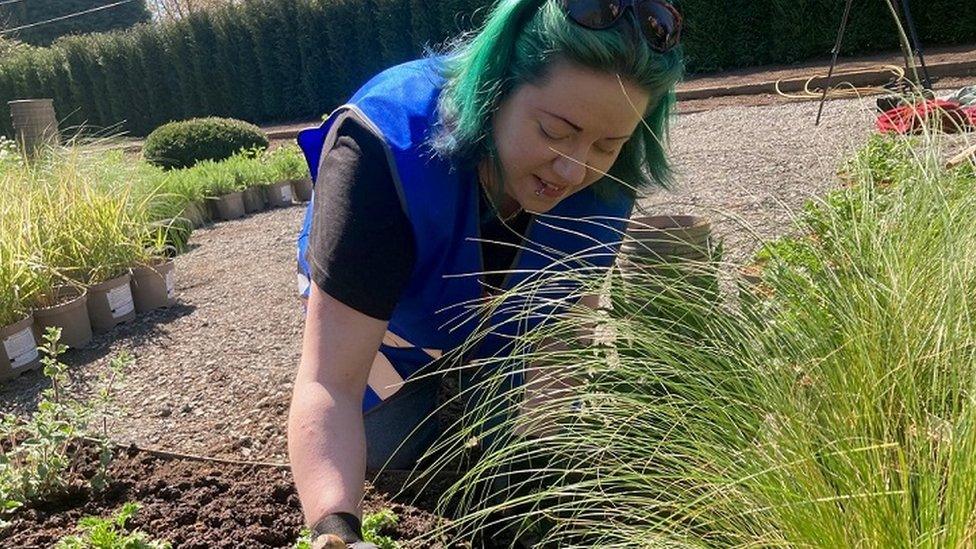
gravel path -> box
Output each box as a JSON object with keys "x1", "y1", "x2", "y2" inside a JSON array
[
  {"x1": 1, "y1": 95, "x2": 877, "y2": 462},
  {"x1": 642, "y1": 96, "x2": 876, "y2": 265}
]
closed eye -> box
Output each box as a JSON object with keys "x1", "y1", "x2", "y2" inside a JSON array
[{"x1": 538, "y1": 122, "x2": 570, "y2": 141}]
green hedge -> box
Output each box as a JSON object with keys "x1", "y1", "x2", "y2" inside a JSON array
[{"x1": 1, "y1": 0, "x2": 974, "y2": 138}]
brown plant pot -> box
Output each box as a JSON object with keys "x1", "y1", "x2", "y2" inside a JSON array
[
  {"x1": 215, "y1": 191, "x2": 245, "y2": 220},
  {"x1": 620, "y1": 215, "x2": 712, "y2": 267},
  {"x1": 33, "y1": 286, "x2": 92, "y2": 349},
  {"x1": 181, "y1": 201, "x2": 207, "y2": 228},
  {"x1": 266, "y1": 181, "x2": 294, "y2": 208},
  {"x1": 1, "y1": 313, "x2": 41, "y2": 381},
  {"x1": 242, "y1": 186, "x2": 266, "y2": 213},
  {"x1": 131, "y1": 260, "x2": 177, "y2": 313},
  {"x1": 291, "y1": 177, "x2": 313, "y2": 203},
  {"x1": 87, "y1": 273, "x2": 136, "y2": 333},
  {"x1": 9, "y1": 99, "x2": 60, "y2": 156}
]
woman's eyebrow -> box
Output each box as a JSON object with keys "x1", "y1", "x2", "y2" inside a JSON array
[{"x1": 538, "y1": 109, "x2": 631, "y2": 140}]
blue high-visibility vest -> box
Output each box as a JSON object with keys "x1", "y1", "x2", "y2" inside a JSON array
[{"x1": 296, "y1": 57, "x2": 633, "y2": 412}]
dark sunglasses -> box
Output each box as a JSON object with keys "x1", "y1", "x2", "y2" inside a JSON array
[{"x1": 558, "y1": 0, "x2": 683, "y2": 53}]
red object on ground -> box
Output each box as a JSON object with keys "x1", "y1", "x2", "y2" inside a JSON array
[{"x1": 876, "y1": 99, "x2": 975, "y2": 134}]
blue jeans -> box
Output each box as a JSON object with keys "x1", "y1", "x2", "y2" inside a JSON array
[
  {"x1": 363, "y1": 367, "x2": 521, "y2": 471},
  {"x1": 363, "y1": 372, "x2": 443, "y2": 470}
]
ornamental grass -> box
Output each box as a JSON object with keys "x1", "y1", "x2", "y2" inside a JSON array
[
  {"x1": 0, "y1": 141, "x2": 162, "y2": 318},
  {"x1": 411, "y1": 131, "x2": 976, "y2": 547}
]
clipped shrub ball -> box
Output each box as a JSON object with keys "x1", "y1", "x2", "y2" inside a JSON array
[{"x1": 143, "y1": 117, "x2": 269, "y2": 170}]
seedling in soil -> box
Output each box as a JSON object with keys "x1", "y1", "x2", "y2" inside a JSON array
[
  {"x1": 362, "y1": 508, "x2": 399, "y2": 548},
  {"x1": 55, "y1": 501, "x2": 171, "y2": 548},
  {"x1": 291, "y1": 510, "x2": 399, "y2": 549}
]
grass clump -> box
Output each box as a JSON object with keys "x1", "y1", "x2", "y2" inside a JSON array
[
  {"x1": 415, "y1": 131, "x2": 976, "y2": 547},
  {"x1": 262, "y1": 145, "x2": 310, "y2": 182}
]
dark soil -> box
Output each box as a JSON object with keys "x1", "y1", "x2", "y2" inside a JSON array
[{"x1": 0, "y1": 440, "x2": 464, "y2": 548}]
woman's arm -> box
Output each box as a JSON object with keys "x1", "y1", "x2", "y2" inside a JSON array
[{"x1": 288, "y1": 281, "x2": 389, "y2": 525}]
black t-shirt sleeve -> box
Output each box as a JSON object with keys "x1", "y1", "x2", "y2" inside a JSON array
[{"x1": 306, "y1": 117, "x2": 416, "y2": 320}]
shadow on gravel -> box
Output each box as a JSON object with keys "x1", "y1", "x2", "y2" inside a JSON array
[{"x1": 0, "y1": 302, "x2": 197, "y2": 409}]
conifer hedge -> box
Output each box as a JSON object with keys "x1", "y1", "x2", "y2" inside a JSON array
[{"x1": 0, "y1": 0, "x2": 973, "y2": 138}]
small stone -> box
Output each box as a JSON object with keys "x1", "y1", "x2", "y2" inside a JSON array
[{"x1": 158, "y1": 406, "x2": 172, "y2": 418}]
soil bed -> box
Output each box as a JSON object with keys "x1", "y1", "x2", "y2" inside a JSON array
[{"x1": 1, "y1": 439, "x2": 462, "y2": 548}]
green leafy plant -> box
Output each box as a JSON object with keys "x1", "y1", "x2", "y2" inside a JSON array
[
  {"x1": 142, "y1": 117, "x2": 269, "y2": 170},
  {"x1": 0, "y1": 328, "x2": 131, "y2": 526},
  {"x1": 289, "y1": 512, "x2": 398, "y2": 549},
  {"x1": 262, "y1": 145, "x2": 310, "y2": 183},
  {"x1": 362, "y1": 508, "x2": 398, "y2": 549},
  {"x1": 292, "y1": 527, "x2": 313, "y2": 549},
  {"x1": 55, "y1": 502, "x2": 171, "y2": 549}
]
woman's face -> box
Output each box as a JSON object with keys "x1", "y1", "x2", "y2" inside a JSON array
[{"x1": 488, "y1": 60, "x2": 651, "y2": 215}]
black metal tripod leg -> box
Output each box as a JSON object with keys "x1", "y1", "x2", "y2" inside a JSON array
[
  {"x1": 817, "y1": 0, "x2": 855, "y2": 125},
  {"x1": 897, "y1": 0, "x2": 932, "y2": 88}
]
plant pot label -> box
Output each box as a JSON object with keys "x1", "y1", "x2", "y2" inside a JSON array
[
  {"x1": 3, "y1": 327, "x2": 38, "y2": 370},
  {"x1": 165, "y1": 271, "x2": 176, "y2": 299},
  {"x1": 107, "y1": 285, "x2": 135, "y2": 318},
  {"x1": 280, "y1": 186, "x2": 292, "y2": 201}
]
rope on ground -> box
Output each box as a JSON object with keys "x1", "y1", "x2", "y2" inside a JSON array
[
  {"x1": 775, "y1": 64, "x2": 907, "y2": 100},
  {"x1": 81, "y1": 435, "x2": 292, "y2": 469}
]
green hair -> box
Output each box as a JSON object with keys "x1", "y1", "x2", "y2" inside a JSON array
[{"x1": 430, "y1": 0, "x2": 684, "y2": 200}]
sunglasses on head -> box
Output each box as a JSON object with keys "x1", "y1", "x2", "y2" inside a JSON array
[{"x1": 558, "y1": 0, "x2": 683, "y2": 53}]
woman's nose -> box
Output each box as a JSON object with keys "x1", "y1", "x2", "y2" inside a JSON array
[{"x1": 552, "y1": 150, "x2": 588, "y2": 186}]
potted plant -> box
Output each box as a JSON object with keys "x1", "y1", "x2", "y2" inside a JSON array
[
  {"x1": 130, "y1": 226, "x2": 181, "y2": 313},
  {"x1": 33, "y1": 284, "x2": 92, "y2": 350},
  {"x1": 263, "y1": 145, "x2": 310, "y2": 206},
  {"x1": 0, "y1": 255, "x2": 41, "y2": 380}
]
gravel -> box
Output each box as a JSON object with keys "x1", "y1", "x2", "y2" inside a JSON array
[
  {"x1": 642, "y1": 95, "x2": 876, "y2": 265},
  {"x1": 1, "y1": 95, "x2": 877, "y2": 463}
]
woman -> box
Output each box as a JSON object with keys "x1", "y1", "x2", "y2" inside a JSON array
[{"x1": 288, "y1": 0, "x2": 683, "y2": 545}]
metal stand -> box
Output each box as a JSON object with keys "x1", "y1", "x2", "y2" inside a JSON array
[{"x1": 816, "y1": 0, "x2": 931, "y2": 125}]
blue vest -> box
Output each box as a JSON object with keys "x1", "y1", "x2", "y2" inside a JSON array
[{"x1": 296, "y1": 57, "x2": 633, "y2": 412}]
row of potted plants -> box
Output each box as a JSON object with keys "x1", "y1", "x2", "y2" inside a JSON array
[
  {"x1": 0, "y1": 141, "x2": 316, "y2": 382},
  {"x1": 0, "y1": 144, "x2": 181, "y2": 382},
  {"x1": 156, "y1": 145, "x2": 312, "y2": 227}
]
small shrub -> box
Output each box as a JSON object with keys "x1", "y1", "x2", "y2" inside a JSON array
[
  {"x1": 0, "y1": 328, "x2": 131, "y2": 527},
  {"x1": 55, "y1": 502, "x2": 170, "y2": 549},
  {"x1": 143, "y1": 117, "x2": 269, "y2": 170}
]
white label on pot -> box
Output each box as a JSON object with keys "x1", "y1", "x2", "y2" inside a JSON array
[
  {"x1": 280, "y1": 185, "x2": 293, "y2": 202},
  {"x1": 107, "y1": 284, "x2": 135, "y2": 318},
  {"x1": 165, "y1": 271, "x2": 176, "y2": 299},
  {"x1": 3, "y1": 327, "x2": 38, "y2": 370}
]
